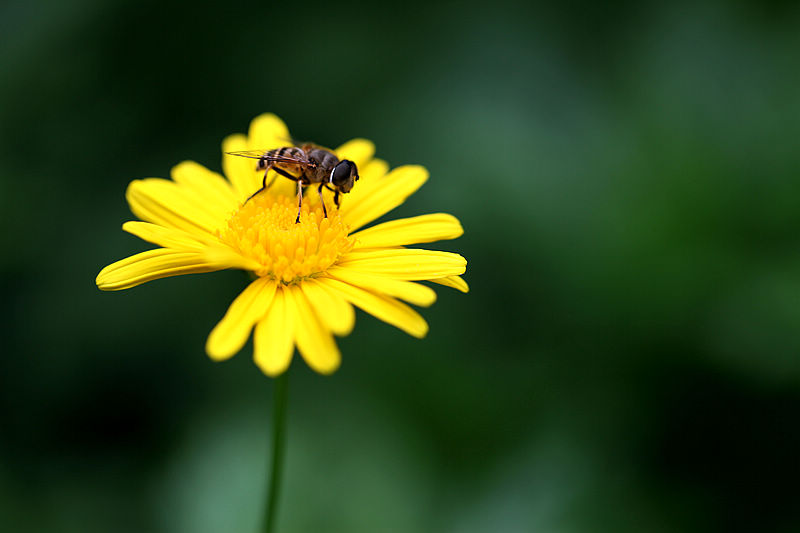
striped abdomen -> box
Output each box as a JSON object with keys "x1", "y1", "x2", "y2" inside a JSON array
[{"x1": 258, "y1": 146, "x2": 308, "y2": 178}]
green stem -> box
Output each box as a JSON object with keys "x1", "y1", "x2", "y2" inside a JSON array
[{"x1": 263, "y1": 371, "x2": 289, "y2": 533}]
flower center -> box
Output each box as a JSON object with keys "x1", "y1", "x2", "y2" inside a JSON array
[{"x1": 219, "y1": 192, "x2": 354, "y2": 283}]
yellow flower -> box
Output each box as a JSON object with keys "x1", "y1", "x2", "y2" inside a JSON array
[{"x1": 96, "y1": 113, "x2": 467, "y2": 376}]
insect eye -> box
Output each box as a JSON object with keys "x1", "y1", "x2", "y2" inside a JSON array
[{"x1": 331, "y1": 161, "x2": 353, "y2": 185}]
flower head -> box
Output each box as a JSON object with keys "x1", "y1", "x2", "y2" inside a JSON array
[{"x1": 96, "y1": 114, "x2": 467, "y2": 376}]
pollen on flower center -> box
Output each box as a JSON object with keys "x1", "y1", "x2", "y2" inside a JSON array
[{"x1": 219, "y1": 192, "x2": 354, "y2": 283}]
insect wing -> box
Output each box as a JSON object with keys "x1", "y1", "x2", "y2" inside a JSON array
[
  {"x1": 298, "y1": 141, "x2": 334, "y2": 152},
  {"x1": 227, "y1": 149, "x2": 315, "y2": 166},
  {"x1": 224, "y1": 150, "x2": 270, "y2": 159}
]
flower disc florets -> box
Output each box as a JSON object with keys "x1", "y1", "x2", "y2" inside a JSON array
[{"x1": 219, "y1": 192, "x2": 354, "y2": 284}]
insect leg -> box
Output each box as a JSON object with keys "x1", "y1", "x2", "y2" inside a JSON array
[
  {"x1": 262, "y1": 166, "x2": 305, "y2": 223},
  {"x1": 317, "y1": 183, "x2": 328, "y2": 218},
  {"x1": 244, "y1": 167, "x2": 279, "y2": 204},
  {"x1": 295, "y1": 181, "x2": 304, "y2": 224},
  {"x1": 271, "y1": 166, "x2": 301, "y2": 182},
  {"x1": 263, "y1": 171, "x2": 278, "y2": 191},
  {"x1": 333, "y1": 190, "x2": 340, "y2": 208}
]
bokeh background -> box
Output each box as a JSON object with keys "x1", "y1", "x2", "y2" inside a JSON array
[{"x1": 2, "y1": 0, "x2": 800, "y2": 531}]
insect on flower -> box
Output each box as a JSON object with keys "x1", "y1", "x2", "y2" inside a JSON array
[
  {"x1": 96, "y1": 112, "x2": 468, "y2": 377},
  {"x1": 227, "y1": 144, "x2": 360, "y2": 223}
]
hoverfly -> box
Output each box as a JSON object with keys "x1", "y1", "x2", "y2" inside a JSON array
[{"x1": 226, "y1": 144, "x2": 359, "y2": 223}]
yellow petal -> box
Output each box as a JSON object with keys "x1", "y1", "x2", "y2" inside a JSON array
[
  {"x1": 206, "y1": 277, "x2": 277, "y2": 361},
  {"x1": 335, "y1": 138, "x2": 375, "y2": 170},
  {"x1": 359, "y1": 158, "x2": 389, "y2": 183},
  {"x1": 126, "y1": 178, "x2": 225, "y2": 235},
  {"x1": 253, "y1": 286, "x2": 295, "y2": 376},
  {"x1": 125, "y1": 221, "x2": 263, "y2": 273},
  {"x1": 430, "y1": 275, "x2": 470, "y2": 293},
  {"x1": 336, "y1": 158, "x2": 388, "y2": 213},
  {"x1": 200, "y1": 244, "x2": 264, "y2": 272},
  {"x1": 222, "y1": 133, "x2": 262, "y2": 201},
  {"x1": 301, "y1": 278, "x2": 355, "y2": 335},
  {"x1": 248, "y1": 113, "x2": 291, "y2": 151},
  {"x1": 122, "y1": 221, "x2": 209, "y2": 251},
  {"x1": 352, "y1": 213, "x2": 463, "y2": 249},
  {"x1": 341, "y1": 165, "x2": 428, "y2": 231},
  {"x1": 336, "y1": 249, "x2": 467, "y2": 280},
  {"x1": 96, "y1": 249, "x2": 225, "y2": 291},
  {"x1": 170, "y1": 161, "x2": 238, "y2": 215},
  {"x1": 285, "y1": 284, "x2": 341, "y2": 374},
  {"x1": 326, "y1": 267, "x2": 436, "y2": 307},
  {"x1": 318, "y1": 278, "x2": 429, "y2": 338}
]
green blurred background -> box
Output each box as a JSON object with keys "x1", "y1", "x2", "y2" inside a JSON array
[{"x1": 2, "y1": 0, "x2": 800, "y2": 531}]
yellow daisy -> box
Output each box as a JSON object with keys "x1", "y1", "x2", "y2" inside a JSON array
[{"x1": 96, "y1": 113, "x2": 467, "y2": 376}]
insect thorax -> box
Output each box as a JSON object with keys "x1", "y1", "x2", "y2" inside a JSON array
[{"x1": 306, "y1": 148, "x2": 340, "y2": 169}]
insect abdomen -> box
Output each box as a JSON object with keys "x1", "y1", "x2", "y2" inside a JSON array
[{"x1": 265, "y1": 146, "x2": 306, "y2": 177}]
